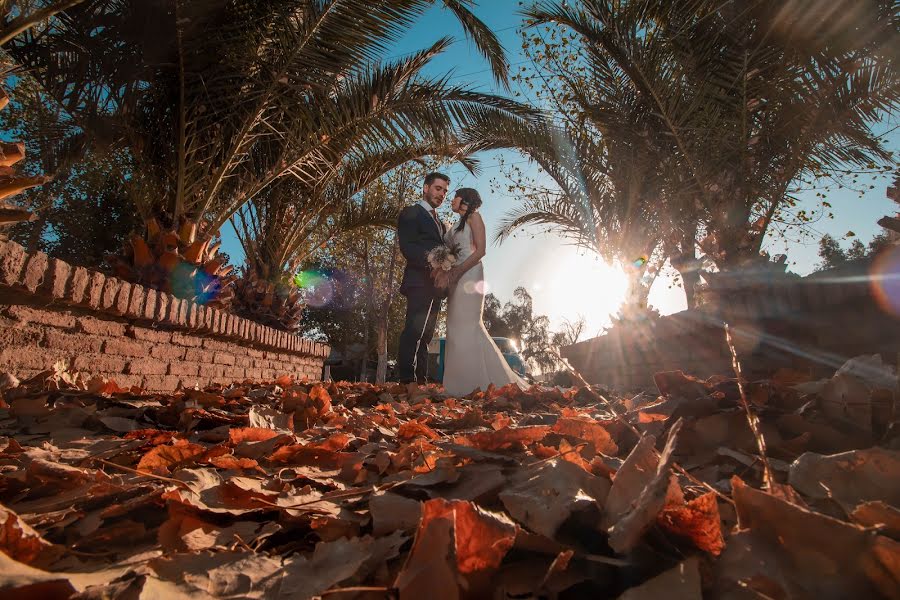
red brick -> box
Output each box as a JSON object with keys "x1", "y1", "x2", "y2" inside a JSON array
[
  {"x1": 44, "y1": 330, "x2": 103, "y2": 353},
  {"x1": 43, "y1": 258, "x2": 71, "y2": 300},
  {"x1": 0, "y1": 347, "x2": 64, "y2": 371},
  {"x1": 201, "y1": 338, "x2": 230, "y2": 351},
  {"x1": 86, "y1": 272, "x2": 105, "y2": 309},
  {"x1": 72, "y1": 354, "x2": 128, "y2": 373},
  {"x1": 164, "y1": 297, "x2": 180, "y2": 324},
  {"x1": 177, "y1": 301, "x2": 189, "y2": 327},
  {"x1": 186, "y1": 303, "x2": 199, "y2": 329},
  {"x1": 246, "y1": 348, "x2": 264, "y2": 358},
  {"x1": 224, "y1": 366, "x2": 245, "y2": 379},
  {"x1": 244, "y1": 367, "x2": 262, "y2": 380},
  {"x1": 171, "y1": 332, "x2": 202, "y2": 347},
  {"x1": 67, "y1": 266, "x2": 90, "y2": 304},
  {"x1": 5, "y1": 305, "x2": 76, "y2": 329},
  {"x1": 260, "y1": 369, "x2": 276, "y2": 381},
  {"x1": 192, "y1": 305, "x2": 205, "y2": 330},
  {"x1": 0, "y1": 241, "x2": 27, "y2": 286},
  {"x1": 142, "y1": 375, "x2": 184, "y2": 392},
  {"x1": 156, "y1": 293, "x2": 171, "y2": 322},
  {"x1": 168, "y1": 362, "x2": 199, "y2": 376},
  {"x1": 199, "y1": 364, "x2": 226, "y2": 378},
  {"x1": 184, "y1": 348, "x2": 212, "y2": 362},
  {"x1": 114, "y1": 281, "x2": 132, "y2": 315},
  {"x1": 100, "y1": 277, "x2": 122, "y2": 311},
  {"x1": 213, "y1": 352, "x2": 235, "y2": 366},
  {"x1": 22, "y1": 251, "x2": 49, "y2": 293},
  {"x1": 150, "y1": 345, "x2": 186, "y2": 360},
  {"x1": 0, "y1": 324, "x2": 44, "y2": 347},
  {"x1": 104, "y1": 338, "x2": 148, "y2": 358},
  {"x1": 126, "y1": 285, "x2": 146, "y2": 318},
  {"x1": 108, "y1": 374, "x2": 144, "y2": 390},
  {"x1": 125, "y1": 359, "x2": 168, "y2": 376},
  {"x1": 128, "y1": 327, "x2": 172, "y2": 343},
  {"x1": 234, "y1": 356, "x2": 252, "y2": 368},
  {"x1": 77, "y1": 316, "x2": 126, "y2": 337},
  {"x1": 143, "y1": 289, "x2": 158, "y2": 321}
]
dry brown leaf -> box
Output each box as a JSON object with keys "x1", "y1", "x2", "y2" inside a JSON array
[
  {"x1": 0, "y1": 551, "x2": 76, "y2": 600},
  {"x1": 423, "y1": 498, "x2": 517, "y2": 574},
  {"x1": 370, "y1": 492, "x2": 423, "y2": 536},
  {"x1": 604, "y1": 433, "x2": 659, "y2": 528},
  {"x1": 248, "y1": 406, "x2": 293, "y2": 432},
  {"x1": 397, "y1": 420, "x2": 441, "y2": 441},
  {"x1": 552, "y1": 416, "x2": 619, "y2": 455},
  {"x1": 789, "y1": 448, "x2": 900, "y2": 507},
  {"x1": 136, "y1": 440, "x2": 206, "y2": 474},
  {"x1": 714, "y1": 476, "x2": 900, "y2": 600},
  {"x1": 0, "y1": 503, "x2": 57, "y2": 565},
  {"x1": 460, "y1": 425, "x2": 550, "y2": 451},
  {"x1": 658, "y1": 492, "x2": 725, "y2": 555},
  {"x1": 228, "y1": 427, "x2": 280, "y2": 445},
  {"x1": 499, "y1": 458, "x2": 610, "y2": 539},
  {"x1": 617, "y1": 557, "x2": 702, "y2": 600},
  {"x1": 852, "y1": 501, "x2": 900, "y2": 539},
  {"x1": 608, "y1": 419, "x2": 683, "y2": 554}
]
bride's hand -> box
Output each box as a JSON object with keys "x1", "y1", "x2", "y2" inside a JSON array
[
  {"x1": 448, "y1": 266, "x2": 463, "y2": 287},
  {"x1": 433, "y1": 269, "x2": 450, "y2": 289}
]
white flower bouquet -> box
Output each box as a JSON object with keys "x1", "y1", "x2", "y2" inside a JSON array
[{"x1": 426, "y1": 240, "x2": 461, "y2": 274}]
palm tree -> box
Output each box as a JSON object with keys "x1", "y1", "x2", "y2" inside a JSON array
[
  {"x1": 503, "y1": 0, "x2": 899, "y2": 308},
  {"x1": 2, "y1": 0, "x2": 540, "y2": 305}
]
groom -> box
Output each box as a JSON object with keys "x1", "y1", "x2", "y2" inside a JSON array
[{"x1": 396, "y1": 172, "x2": 450, "y2": 384}]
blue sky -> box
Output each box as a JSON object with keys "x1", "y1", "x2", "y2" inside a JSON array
[{"x1": 222, "y1": 1, "x2": 899, "y2": 337}]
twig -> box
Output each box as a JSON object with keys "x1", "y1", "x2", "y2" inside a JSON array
[
  {"x1": 724, "y1": 324, "x2": 775, "y2": 492},
  {"x1": 94, "y1": 459, "x2": 190, "y2": 489},
  {"x1": 554, "y1": 350, "x2": 735, "y2": 505}
]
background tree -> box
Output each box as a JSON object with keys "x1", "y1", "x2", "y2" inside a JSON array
[
  {"x1": 3, "y1": 0, "x2": 539, "y2": 308},
  {"x1": 500, "y1": 0, "x2": 899, "y2": 311}
]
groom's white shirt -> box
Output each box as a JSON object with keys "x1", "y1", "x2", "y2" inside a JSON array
[{"x1": 417, "y1": 199, "x2": 443, "y2": 234}]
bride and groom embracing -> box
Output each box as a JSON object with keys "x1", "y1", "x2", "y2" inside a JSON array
[{"x1": 396, "y1": 172, "x2": 527, "y2": 396}]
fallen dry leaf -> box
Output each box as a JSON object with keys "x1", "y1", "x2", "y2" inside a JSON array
[
  {"x1": 608, "y1": 419, "x2": 684, "y2": 554},
  {"x1": 789, "y1": 447, "x2": 900, "y2": 507},
  {"x1": 618, "y1": 556, "x2": 702, "y2": 600},
  {"x1": 500, "y1": 458, "x2": 610, "y2": 539},
  {"x1": 658, "y1": 491, "x2": 725, "y2": 555}
]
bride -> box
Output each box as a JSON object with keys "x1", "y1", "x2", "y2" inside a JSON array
[{"x1": 439, "y1": 188, "x2": 528, "y2": 397}]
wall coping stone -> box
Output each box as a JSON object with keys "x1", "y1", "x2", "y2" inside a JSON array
[{"x1": 0, "y1": 240, "x2": 328, "y2": 358}]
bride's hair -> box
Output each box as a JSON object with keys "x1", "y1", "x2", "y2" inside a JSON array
[{"x1": 455, "y1": 188, "x2": 482, "y2": 232}]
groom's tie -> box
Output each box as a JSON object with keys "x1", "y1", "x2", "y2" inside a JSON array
[{"x1": 430, "y1": 208, "x2": 443, "y2": 233}]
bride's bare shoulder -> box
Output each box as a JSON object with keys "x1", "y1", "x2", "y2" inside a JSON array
[{"x1": 470, "y1": 211, "x2": 485, "y2": 226}]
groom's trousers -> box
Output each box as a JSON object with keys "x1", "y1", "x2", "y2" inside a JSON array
[{"x1": 397, "y1": 291, "x2": 442, "y2": 383}]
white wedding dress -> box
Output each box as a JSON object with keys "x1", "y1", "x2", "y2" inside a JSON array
[{"x1": 442, "y1": 221, "x2": 528, "y2": 397}]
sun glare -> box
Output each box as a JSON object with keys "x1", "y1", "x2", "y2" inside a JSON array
[{"x1": 532, "y1": 250, "x2": 630, "y2": 334}]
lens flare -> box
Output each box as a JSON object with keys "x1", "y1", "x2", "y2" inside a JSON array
[
  {"x1": 632, "y1": 256, "x2": 648, "y2": 269},
  {"x1": 870, "y1": 245, "x2": 900, "y2": 317},
  {"x1": 292, "y1": 269, "x2": 335, "y2": 308},
  {"x1": 475, "y1": 280, "x2": 490, "y2": 295}
]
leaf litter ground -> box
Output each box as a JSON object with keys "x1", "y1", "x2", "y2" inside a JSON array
[{"x1": 0, "y1": 357, "x2": 899, "y2": 599}]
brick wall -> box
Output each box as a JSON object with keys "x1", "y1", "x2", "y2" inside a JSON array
[
  {"x1": 0, "y1": 240, "x2": 328, "y2": 391},
  {"x1": 562, "y1": 260, "x2": 900, "y2": 390}
]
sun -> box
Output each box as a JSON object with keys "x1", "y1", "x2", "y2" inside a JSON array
[{"x1": 532, "y1": 249, "x2": 630, "y2": 334}]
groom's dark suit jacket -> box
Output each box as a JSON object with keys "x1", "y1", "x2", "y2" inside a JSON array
[{"x1": 398, "y1": 204, "x2": 445, "y2": 297}]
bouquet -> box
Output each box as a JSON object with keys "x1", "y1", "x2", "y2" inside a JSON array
[{"x1": 426, "y1": 239, "x2": 461, "y2": 294}]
